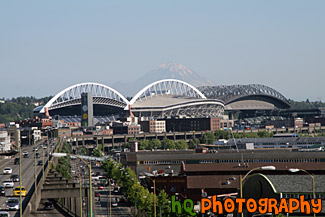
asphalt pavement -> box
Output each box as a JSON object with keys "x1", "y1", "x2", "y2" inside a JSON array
[{"x1": 0, "y1": 139, "x2": 65, "y2": 217}]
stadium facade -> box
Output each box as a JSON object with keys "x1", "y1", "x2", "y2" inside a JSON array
[{"x1": 34, "y1": 79, "x2": 290, "y2": 122}]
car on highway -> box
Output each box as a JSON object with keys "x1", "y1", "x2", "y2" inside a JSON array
[
  {"x1": 36, "y1": 152, "x2": 40, "y2": 158},
  {"x1": 14, "y1": 158, "x2": 20, "y2": 165},
  {"x1": 112, "y1": 198, "x2": 118, "y2": 207},
  {"x1": 0, "y1": 186, "x2": 6, "y2": 196},
  {"x1": 6, "y1": 198, "x2": 19, "y2": 210},
  {"x1": 92, "y1": 175, "x2": 104, "y2": 181},
  {"x1": 37, "y1": 160, "x2": 43, "y2": 166},
  {"x1": 10, "y1": 174, "x2": 19, "y2": 182},
  {"x1": 23, "y1": 152, "x2": 29, "y2": 158},
  {"x1": 3, "y1": 179, "x2": 14, "y2": 188},
  {"x1": 113, "y1": 186, "x2": 120, "y2": 193},
  {"x1": 13, "y1": 186, "x2": 27, "y2": 197},
  {"x1": 0, "y1": 211, "x2": 10, "y2": 217},
  {"x1": 3, "y1": 167, "x2": 12, "y2": 175},
  {"x1": 33, "y1": 147, "x2": 38, "y2": 151}
]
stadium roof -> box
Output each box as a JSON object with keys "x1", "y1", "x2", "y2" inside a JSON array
[{"x1": 198, "y1": 84, "x2": 291, "y2": 110}]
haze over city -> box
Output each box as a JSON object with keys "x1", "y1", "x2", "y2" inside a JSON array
[{"x1": 1, "y1": 1, "x2": 324, "y2": 101}]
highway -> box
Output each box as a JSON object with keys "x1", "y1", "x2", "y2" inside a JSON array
[
  {"x1": 0, "y1": 140, "x2": 56, "y2": 217},
  {"x1": 95, "y1": 186, "x2": 131, "y2": 217},
  {"x1": 69, "y1": 159, "x2": 131, "y2": 217}
]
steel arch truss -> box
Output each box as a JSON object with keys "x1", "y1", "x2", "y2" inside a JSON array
[
  {"x1": 129, "y1": 79, "x2": 206, "y2": 105},
  {"x1": 41, "y1": 83, "x2": 129, "y2": 113},
  {"x1": 198, "y1": 84, "x2": 290, "y2": 108}
]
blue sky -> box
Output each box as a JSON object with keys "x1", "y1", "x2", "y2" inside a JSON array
[{"x1": 1, "y1": 1, "x2": 324, "y2": 101}]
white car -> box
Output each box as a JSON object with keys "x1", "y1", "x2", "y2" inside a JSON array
[
  {"x1": 91, "y1": 175, "x2": 103, "y2": 181},
  {"x1": 3, "y1": 167, "x2": 12, "y2": 175},
  {"x1": 3, "y1": 179, "x2": 14, "y2": 188},
  {"x1": 6, "y1": 198, "x2": 19, "y2": 210},
  {"x1": 112, "y1": 198, "x2": 118, "y2": 207},
  {"x1": 0, "y1": 211, "x2": 11, "y2": 217}
]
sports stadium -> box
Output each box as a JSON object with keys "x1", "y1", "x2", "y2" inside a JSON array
[{"x1": 34, "y1": 79, "x2": 290, "y2": 123}]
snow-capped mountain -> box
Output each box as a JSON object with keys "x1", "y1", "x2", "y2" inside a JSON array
[{"x1": 113, "y1": 63, "x2": 214, "y2": 97}]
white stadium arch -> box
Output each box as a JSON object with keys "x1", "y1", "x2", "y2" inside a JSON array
[
  {"x1": 129, "y1": 79, "x2": 206, "y2": 106},
  {"x1": 40, "y1": 82, "x2": 129, "y2": 113}
]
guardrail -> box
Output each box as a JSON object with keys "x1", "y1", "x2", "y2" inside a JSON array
[{"x1": 20, "y1": 139, "x2": 61, "y2": 217}]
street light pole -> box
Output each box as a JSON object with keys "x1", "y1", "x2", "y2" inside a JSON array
[
  {"x1": 19, "y1": 139, "x2": 22, "y2": 216},
  {"x1": 52, "y1": 153, "x2": 93, "y2": 217},
  {"x1": 108, "y1": 179, "x2": 111, "y2": 216},
  {"x1": 289, "y1": 168, "x2": 316, "y2": 217},
  {"x1": 147, "y1": 177, "x2": 157, "y2": 217},
  {"x1": 42, "y1": 140, "x2": 45, "y2": 181},
  {"x1": 153, "y1": 179, "x2": 156, "y2": 217},
  {"x1": 88, "y1": 160, "x2": 93, "y2": 217},
  {"x1": 240, "y1": 166, "x2": 276, "y2": 217},
  {"x1": 80, "y1": 175, "x2": 83, "y2": 217},
  {"x1": 34, "y1": 139, "x2": 37, "y2": 194}
]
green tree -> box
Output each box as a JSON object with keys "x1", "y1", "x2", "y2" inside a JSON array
[
  {"x1": 175, "y1": 140, "x2": 188, "y2": 149},
  {"x1": 55, "y1": 142, "x2": 72, "y2": 179},
  {"x1": 138, "y1": 140, "x2": 150, "y2": 150},
  {"x1": 92, "y1": 148, "x2": 103, "y2": 157},
  {"x1": 79, "y1": 147, "x2": 88, "y2": 155},
  {"x1": 149, "y1": 139, "x2": 161, "y2": 150},
  {"x1": 257, "y1": 130, "x2": 273, "y2": 138},
  {"x1": 157, "y1": 190, "x2": 171, "y2": 217},
  {"x1": 164, "y1": 139, "x2": 176, "y2": 150}
]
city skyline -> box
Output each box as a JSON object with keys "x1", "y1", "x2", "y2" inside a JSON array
[{"x1": 1, "y1": 1, "x2": 325, "y2": 101}]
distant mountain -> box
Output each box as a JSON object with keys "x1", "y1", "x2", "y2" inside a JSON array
[{"x1": 113, "y1": 63, "x2": 214, "y2": 97}]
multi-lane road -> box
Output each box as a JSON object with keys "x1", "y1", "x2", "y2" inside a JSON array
[
  {"x1": 0, "y1": 140, "x2": 56, "y2": 216},
  {"x1": 0, "y1": 139, "x2": 131, "y2": 217},
  {"x1": 69, "y1": 159, "x2": 131, "y2": 217}
]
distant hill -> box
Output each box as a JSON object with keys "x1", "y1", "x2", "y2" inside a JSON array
[
  {"x1": 0, "y1": 96, "x2": 51, "y2": 123},
  {"x1": 112, "y1": 62, "x2": 214, "y2": 97}
]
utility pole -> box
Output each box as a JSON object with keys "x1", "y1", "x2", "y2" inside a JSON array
[{"x1": 19, "y1": 138, "x2": 22, "y2": 216}]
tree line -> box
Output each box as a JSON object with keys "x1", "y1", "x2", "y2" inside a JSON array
[
  {"x1": 0, "y1": 96, "x2": 52, "y2": 123},
  {"x1": 118, "y1": 130, "x2": 274, "y2": 151}
]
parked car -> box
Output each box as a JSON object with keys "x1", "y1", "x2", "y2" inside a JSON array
[
  {"x1": 44, "y1": 201, "x2": 54, "y2": 210},
  {"x1": 3, "y1": 180, "x2": 14, "y2": 188},
  {"x1": 6, "y1": 198, "x2": 19, "y2": 210},
  {"x1": 98, "y1": 186, "x2": 103, "y2": 190},
  {"x1": 3, "y1": 167, "x2": 12, "y2": 175},
  {"x1": 13, "y1": 186, "x2": 27, "y2": 197},
  {"x1": 0, "y1": 211, "x2": 10, "y2": 217},
  {"x1": 0, "y1": 186, "x2": 6, "y2": 196},
  {"x1": 10, "y1": 174, "x2": 19, "y2": 182}
]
